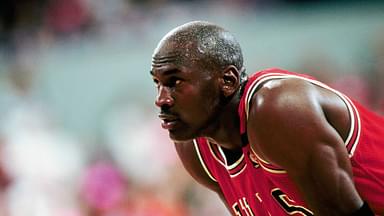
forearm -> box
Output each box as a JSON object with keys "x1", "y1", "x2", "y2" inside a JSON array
[{"x1": 292, "y1": 146, "x2": 363, "y2": 215}]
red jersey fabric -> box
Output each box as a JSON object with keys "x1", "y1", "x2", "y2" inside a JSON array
[{"x1": 194, "y1": 68, "x2": 384, "y2": 215}]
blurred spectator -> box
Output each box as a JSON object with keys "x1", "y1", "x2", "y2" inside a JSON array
[
  {"x1": 79, "y1": 155, "x2": 193, "y2": 216},
  {"x1": 297, "y1": 48, "x2": 340, "y2": 84},
  {"x1": 80, "y1": 159, "x2": 132, "y2": 216},
  {"x1": 0, "y1": 58, "x2": 86, "y2": 216},
  {"x1": 44, "y1": 0, "x2": 95, "y2": 38},
  {"x1": 0, "y1": 139, "x2": 12, "y2": 191},
  {"x1": 297, "y1": 49, "x2": 372, "y2": 107},
  {"x1": 0, "y1": 0, "x2": 46, "y2": 58},
  {"x1": 330, "y1": 73, "x2": 372, "y2": 108},
  {"x1": 0, "y1": 137, "x2": 12, "y2": 216}
]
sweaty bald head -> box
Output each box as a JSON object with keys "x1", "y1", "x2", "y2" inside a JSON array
[{"x1": 152, "y1": 21, "x2": 244, "y2": 72}]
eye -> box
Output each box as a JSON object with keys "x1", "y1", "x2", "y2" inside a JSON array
[
  {"x1": 167, "y1": 77, "x2": 182, "y2": 88},
  {"x1": 153, "y1": 78, "x2": 160, "y2": 88}
]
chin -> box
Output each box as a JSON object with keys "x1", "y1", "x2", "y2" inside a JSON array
[{"x1": 168, "y1": 129, "x2": 197, "y2": 142}]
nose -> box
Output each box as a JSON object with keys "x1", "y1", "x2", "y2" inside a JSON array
[{"x1": 155, "y1": 86, "x2": 174, "y2": 108}]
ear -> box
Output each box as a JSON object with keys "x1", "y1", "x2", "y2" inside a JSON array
[{"x1": 220, "y1": 65, "x2": 240, "y2": 97}]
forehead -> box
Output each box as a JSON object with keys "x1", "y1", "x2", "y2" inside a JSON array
[
  {"x1": 151, "y1": 41, "x2": 201, "y2": 72},
  {"x1": 151, "y1": 50, "x2": 182, "y2": 75},
  {"x1": 153, "y1": 39, "x2": 197, "y2": 59}
]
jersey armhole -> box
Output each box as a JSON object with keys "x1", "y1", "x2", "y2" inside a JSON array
[{"x1": 193, "y1": 139, "x2": 217, "y2": 182}]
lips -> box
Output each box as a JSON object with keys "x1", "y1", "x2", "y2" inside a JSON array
[{"x1": 158, "y1": 113, "x2": 180, "y2": 130}]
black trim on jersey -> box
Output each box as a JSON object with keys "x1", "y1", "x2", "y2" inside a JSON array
[
  {"x1": 241, "y1": 133, "x2": 249, "y2": 147},
  {"x1": 351, "y1": 202, "x2": 374, "y2": 216},
  {"x1": 239, "y1": 79, "x2": 248, "y2": 99},
  {"x1": 271, "y1": 189, "x2": 313, "y2": 215}
]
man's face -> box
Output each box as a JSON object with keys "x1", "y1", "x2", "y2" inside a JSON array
[{"x1": 151, "y1": 46, "x2": 222, "y2": 141}]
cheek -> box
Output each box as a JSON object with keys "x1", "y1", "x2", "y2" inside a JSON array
[
  {"x1": 187, "y1": 85, "x2": 221, "y2": 119},
  {"x1": 176, "y1": 80, "x2": 221, "y2": 120},
  {"x1": 200, "y1": 82, "x2": 222, "y2": 108},
  {"x1": 179, "y1": 90, "x2": 204, "y2": 115}
]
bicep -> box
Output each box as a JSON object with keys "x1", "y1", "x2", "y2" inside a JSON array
[
  {"x1": 247, "y1": 80, "x2": 362, "y2": 215},
  {"x1": 248, "y1": 80, "x2": 338, "y2": 169}
]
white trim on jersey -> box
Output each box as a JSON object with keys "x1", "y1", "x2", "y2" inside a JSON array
[
  {"x1": 230, "y1": 164, "x2": 248, "y2": 178},
  {"x1": 193, "y1": 139, "x2": 217, "y2": 182},
  {"x1": 208, "y1": 141, "x2": 247, "y2": 177},
  {"x1": 216, "y1": 144, "x2": 245, "y2": 170},
  {"x1": 208, "y1": 141, "x2": 227, "y2": 167}
]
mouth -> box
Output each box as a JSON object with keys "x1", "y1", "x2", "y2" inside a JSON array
[{"x1": 158, "y1": 114, "x2": 180, "y2": 130}]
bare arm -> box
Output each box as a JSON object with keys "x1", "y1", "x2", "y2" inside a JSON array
[
  {"x1": 173, "y1": 140, "x2": 230, "y2": 211},
  {"x1": 247, "y1": 78, "x2": 363, "y2": 215}
]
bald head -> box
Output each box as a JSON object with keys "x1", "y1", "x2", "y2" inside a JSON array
[{"x1": 152, "y1": 21, "x2": 244, "y2": 72}]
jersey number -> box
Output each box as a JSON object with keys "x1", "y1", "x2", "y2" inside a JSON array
[
  {"x1": 232, "y1": 197, "x2": 255, "y2": 216},
  {"x1": 271, "y1": 188, "x2": 313, "y2": 216}
]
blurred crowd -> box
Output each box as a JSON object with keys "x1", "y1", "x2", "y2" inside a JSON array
[{"x1": 0, "y1": 0, "x2": 383, "y2": 216}]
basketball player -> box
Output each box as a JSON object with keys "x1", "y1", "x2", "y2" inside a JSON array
[{"x1": 150, "y1": 21, "x2": 384, "y2": 215}]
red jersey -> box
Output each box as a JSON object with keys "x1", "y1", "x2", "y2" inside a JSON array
[{"x1": 194, "y1": 68, "x2": 384, "y2": 215}]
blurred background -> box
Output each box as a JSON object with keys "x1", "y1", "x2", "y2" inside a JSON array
[{"x1": 0, "y1": 0, "x2": 383, "y2": 215}]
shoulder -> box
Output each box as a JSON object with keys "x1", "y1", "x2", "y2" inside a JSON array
[
  {"x1": 246, "y1": 77, "x2": 350, "y2": 166},
  {"x1": 248, "y1": 77, "x2": 350, "y2": 136},
  {"x1": 250, "y1": 78, "x2": 320, "y2": 117},
  {"x1": 174, "y1": 139, "x2": 222, "y2": 193},
  {"x1": 249, "y1": 78, "x2": 325, "y2": 141}
]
